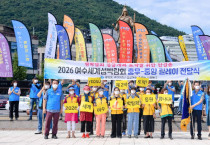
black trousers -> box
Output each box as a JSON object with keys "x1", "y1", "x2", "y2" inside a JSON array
[
  {"x1": 161, "y1": 116, "x2": 172, "y2": 137},
  {"x1": 81, "y1": 121, "x2": 91, "y2": 133},
  {"x1": 9, "y1": 101, "x2": 19, "y2": 119},
  {"x1": 111, "y1": 114, "x2": 123, "y2": 137},
  {"x1": 138, "y1": 108, "x2": 143, "y2": 135},
  {"x1": 90, "y1": 113, "x2": 94, "y2": 134},
  {"x1": 122, "y1": 110, "x2": 127, "y2": 132},
  {"x1": 190, "y1": 110, "x2": 202, "y2": 137},
  {"x1": 143, "y1": 115, "x2": 154, "y2": 133}
]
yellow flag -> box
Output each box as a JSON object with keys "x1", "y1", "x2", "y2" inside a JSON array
[
  {"x1": 88, "y1": 77, "x2": 101, "y2": 86},
  {"x1": 136, "y1": 77, "x2": 149, "y2": 87},
  {"x1": 80, "y1": 102, "x2": 93, "y2": 113},
  {"x1": 115, "y1": 80, "x2": 128, "y2": 90},
  {"x1": 64, "y1": 103, "x2": 78, "y2": 113},
  {"x1": 94, "y1": 104, "x2": 108, "y2": 115},
  {"x1": 178, "y1": 36, "x2": 189, "y2": 61},
  {"x1": 74, "y1": 28, "x2": 87, "y2": 61},
  {"x1": 142, "y1": 94, "x2": 156, "y2": 104},
  {"x1": 158, "y1": 94, "x2": 172, "y2": 104}
]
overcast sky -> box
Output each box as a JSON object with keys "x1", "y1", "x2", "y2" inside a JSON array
[{"x1": 114, "y1": 0, "x2": 210, "y2": 35}]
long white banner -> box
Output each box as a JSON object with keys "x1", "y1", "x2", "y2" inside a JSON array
[{"x1": 44, "y1": 58, "x2": 210, "y2": 80}]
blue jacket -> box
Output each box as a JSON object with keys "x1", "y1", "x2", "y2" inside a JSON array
[{"x1": 9, "y1": 87, "x2": 20, "y2": 101}]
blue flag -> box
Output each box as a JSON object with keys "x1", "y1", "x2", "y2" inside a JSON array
[
  {"x1": 55, "y1": 25, "x2": 71, "y2": 60},
  {"x1": 12, "y1": 20, "x2": 33, "y2": 68},
  {"x1": 191, "y1": 25, "x2": 207, "y2": 60}
]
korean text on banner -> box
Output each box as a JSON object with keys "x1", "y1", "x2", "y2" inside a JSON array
[
  {"x1": 64, "y1": 103, "x2": 78, "y2": 113},
  {"x1": 126, "y1": 98, "x2": 140, "y2": 108},
  {"x1": 88, "y1": 77, "x2": 101, "y2": 86},
  {"x1": 115, "y1": 80, "x2": 128, "y2": 90},
  {"x1": 80, "y1": 102, "x2": 93, "y2": 113},
  {"x1": 142, "y1": 94, "x2": 156, "y2": 104},
  {"x1": 158, "y1": 94, "x2": 172, "y2": 104},
  {"x1": 94, "y1": 104, "x2": 108, "y2": 115},
  {"x1": 136, "y1": 77, "x2": 149, "y2": 87}
]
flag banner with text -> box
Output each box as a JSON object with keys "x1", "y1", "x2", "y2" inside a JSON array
[
  {"x1": 158, "y1": 94, "x2": 172, "y2": 104},
  {"x1": 88, "y1": 77, "x2": 101, "y2": 86},
  {"x1": 103, "y1": 34, "x2": 117, "y2": 63},
  {"x1": 12, "y1": 20, "x2": 33, "y2": 68},
  {"x1": 44, "y1": 58, "x2": 210, "y2": 80},
  {"x1": 199, "y1": 35, "x2": 210, "y2": 60},
  {"x1": 135, "y1": 23, "x2": 150, "y2": 63},
  {"x1": 115, "y1": 80, "x2": 128, "y2": 90},
  {"x1": 89, "y1": 23, "x2": 103, "y2": 62},
  {"x1": 45, "y1": 13, "x2": 57, "y2": 59},
  {"x1": 56, "y1": 25, "x2": 71, "y2": 60},
  {"x1": 0, "y1": 33, "x2": 13, "y2": 77},
  {"x1": 64, "y1": 103, "x2": 78, "y2": 113},
  {"x1": 146, "y1": 35, "x2": 166, "y2": 63},
  {"x1": 63, "y1": 15, "x2": 74, "y2": 46},
  {"x1": 74, "y1": 28, "x2": 87, "y2": 61},
  {"x1": 119, "y1": 20, "x2": 134, "y2": 63},
  {"x1": 191, "y1": 25, "x2": 207, "y2": 60},
  {"x1": 126, "y1": 98, "x2": 140, "y2": 108},
  {"x1": 178, "y1": 36, "x2": 189, "y2": 61}
]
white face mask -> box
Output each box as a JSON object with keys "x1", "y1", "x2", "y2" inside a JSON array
[
  {"x1": 34, "y1": 80, "x2": 38, "y2": 83},
  {"x1": 70, "y1": 91, "x2": 74, "y2": 95},
  {"x1": 45, "y1": 85, "x2": 50, "y2": 89},
  {"x1": 129, "y1": 83, "x2": 133, "y2": 86},
  {"x1": 99, "y1": 91, "x2": 104, "y2": 95},
  {"x1": 140, "y1": 88, "x2": 144, "y2": 91},
  {"x1": 131, "y1": 90, "x2": 136, "y2": 94},
  {"x1": 164, "y1": 92, "x2": 168, "y2": 94},
  {"x1": 13, "y1": 83, "x2": 17, "y2": 87},
  {"x1": 168, "y1": 83, "x2": 172, "y2": 86},
  {"x1": 115, "y1": 91, "x2": 120, "y2": 95},
  {"x1": 52, "y1": 84, "x2": 58, "y2": 89},
  {"x1": 195, "y1": 86, "x2": 200, "y2": 90},
  {"x1": 92, "y1": 88, "x2": 97, "y2": 91},
  {"x1": 120, "y1": 90, "x2": 125, "y2": 93},
  {"x1": 84, "y1": 91, "x2": 89, "y2": 94}
]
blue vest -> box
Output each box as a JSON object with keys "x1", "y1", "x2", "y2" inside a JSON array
[
  {"x1": 191, "y1": 90, "x2": 203, "y2": 110},
  {"x1": 46, "y1": 88, "x2": 62, "y2": 111},
  {"x1": 166, "y1": 86, "x2": 175, "y2": 101},
  {"x1": 103, "y1": 85, "x2": 109, "y2": 99},
  {"x1": 29, "y1": 84, "x2": 41, "y2": 99},
  {"x1": 73, "y1": 84, "x2": 80, "y2": 96},
  {"x1": 9, "y1": 87, "x2": 20, "y2": 101}
]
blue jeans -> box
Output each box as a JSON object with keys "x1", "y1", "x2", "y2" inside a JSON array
[
  {"x1": 38, "y1": 109, "x2": 52, "y2": 131},
  {"x1": 127, "y1": 112, "x2": 139, "y2": 136},
  {"x1": 178, "y1": 98, "x2": 183, "y2": 113},
  {"x1": 29, "y1": 98, "x2": 39, "y2": 119}
]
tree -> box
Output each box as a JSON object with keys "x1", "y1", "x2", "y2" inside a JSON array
[
  {"x1": 7, "y1": 52, "x2": 27, "y2": 81},
  {"x1": 36, "y1": 61, "x2": 44, "y2": 82}
]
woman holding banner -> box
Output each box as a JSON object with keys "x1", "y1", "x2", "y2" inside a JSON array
[
  {"x1": 110, "y1": 87, "x2": 125, "y2": 138},
  {"x1": 120, "y1": 89, "x2": 127, "y2": 136},
  {"x1": 94, "y1": 88, "x2": 108, "y2": 138},
  {"x1": 158, "y1": 88, "x2": 173, "y2": 140},
  {"x1": 126, "y1": 87, "x2": 140, "y2": 138},
  {"x1": 80, "y1": 85, "x2": 94, "y2": 138},
  {"x1": 142, "y1": 88, "x2": 156, "y2": 138},
  {"x1": 205, "y1": 85, "x2": 210, "y2": 140},
  {"x1": 64, "y1": 87, "x2": 80, "y2": 138}
]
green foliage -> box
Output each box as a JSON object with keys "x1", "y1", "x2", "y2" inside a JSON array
[
  {"x1": 36, "y1": 61, "x2": 44, "y2": 81},
  {"x1": 0, "y1": 0, "x2": 185, "y2": 46},
  {"x1": 7, "y1": 52, "x2": 27, "y2": 81}
]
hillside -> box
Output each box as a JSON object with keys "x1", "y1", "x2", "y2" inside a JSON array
[{"x1": 0, "y1": 0, "x2": 185, "y2": 45}]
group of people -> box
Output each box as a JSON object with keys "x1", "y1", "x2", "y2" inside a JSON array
[{"x1": 7, "y1": 78, "x2": 210, "y2": 140}]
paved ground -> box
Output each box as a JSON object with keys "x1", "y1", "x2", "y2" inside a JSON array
[{"x1": 0, "y1": 130, "x2": 210, "y2": 145}]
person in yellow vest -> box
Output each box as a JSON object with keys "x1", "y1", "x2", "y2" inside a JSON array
[
  {"x1": 110, "y1": 87, "x2": 125, "y2": 138},
  {"x1": 64, "y1": 87, "x2": 79, "y2": 138},
  {"x1": 126, "y1": 87, "x2": 140, "y2": 138},
  {"x1": 158, "y1": 88, "x2": 173, "y2": 140},
  {"x1": 89, "y1": 86, "x2": 98, "y2": 135},
  {"x1": 142, "y1": 88, "x2": 156, "y2": 138},
  {"x1": 120, "y1": 89, "x2": 127, "y2": 136},
  {"x1": 94, "y1": 88, "x2": 108, "y2": 138},
  {"x1": 80, "y1": 85, "x2": 94, "y2": 138},
  {"x1": 136, "y1": 87, "x2": 145, "y2": 135}
]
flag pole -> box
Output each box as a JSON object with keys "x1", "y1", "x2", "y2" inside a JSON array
[
  {"x1": 188, "y1": 79, "x2": 195, "y2": 135},
  {"x1": 42, "y1": 78, "x2": 45, "y2": 135}
]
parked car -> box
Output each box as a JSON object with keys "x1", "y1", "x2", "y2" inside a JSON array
[
  {"x1": 0, "y1": 95, "x2": 8, "y2": 108},
  {"x1": 6, "y1": 96, "x2": 30, "y2": 112}
]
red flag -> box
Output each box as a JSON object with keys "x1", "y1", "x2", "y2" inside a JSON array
[
  {"x1": 119, "y1": 20, "x2": 134, "y2": 63},
  {"x1": 103, "y1": 34, "x2": 117, "y2": 63}
]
